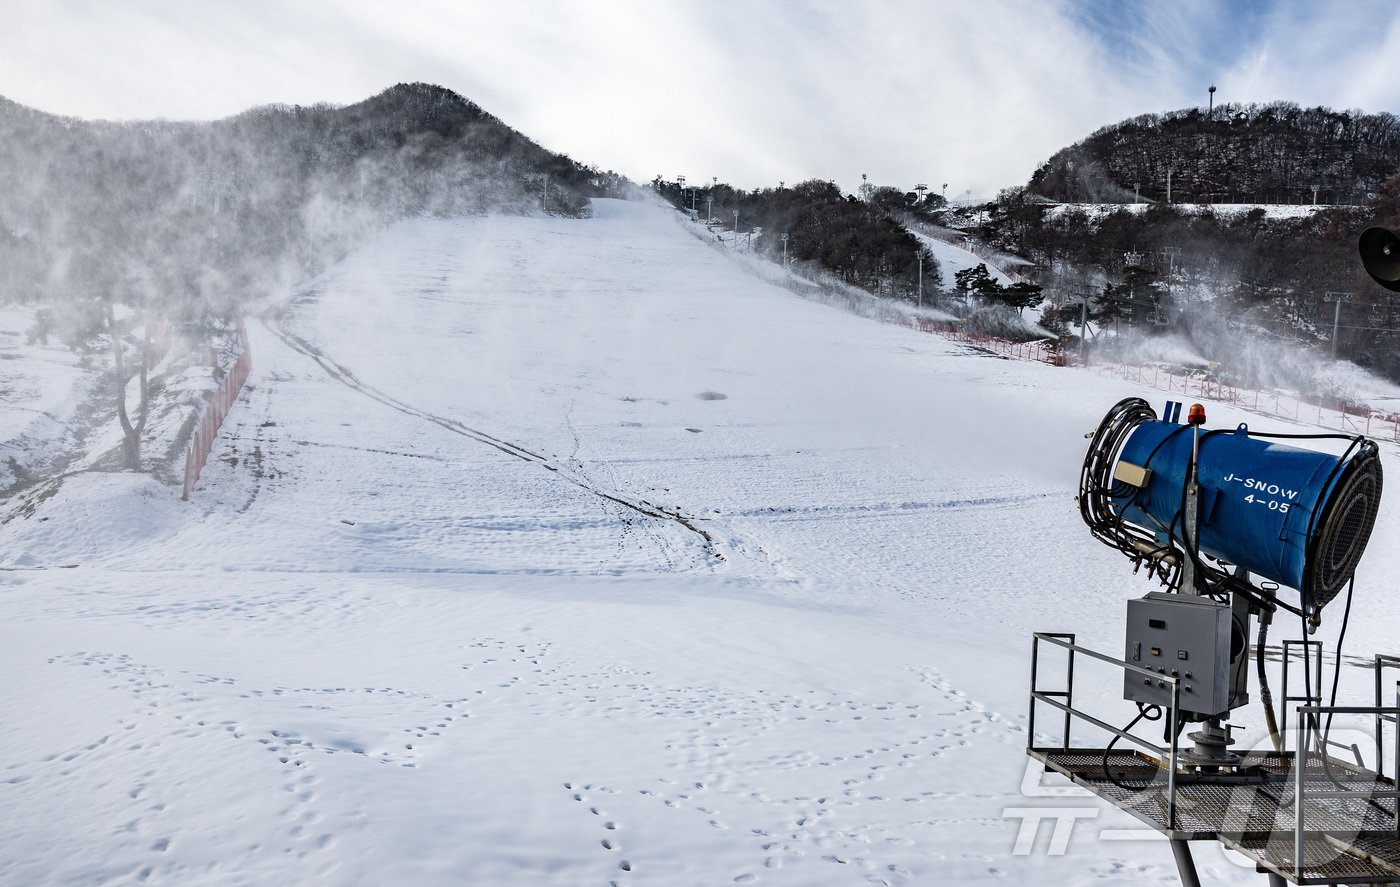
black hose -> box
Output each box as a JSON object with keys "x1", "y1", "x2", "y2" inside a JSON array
[
  {"x1": 1102, "y1": 704, "x2": 1163, "y2": 791},
  {"x1": 1256, "y1": 616, "x2": 1282, "y2": 754}
]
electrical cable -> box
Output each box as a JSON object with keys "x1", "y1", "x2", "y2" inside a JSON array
[
  {"x1": 1101, "y1": 703, "x2": 1163, "y2": 792},
  {"x1": 1304, "y1": 578, "x2": 1387, "y2": 815},
  {"x1": 1325, "y1": 576, "x2": 1356, "y2": 736}
]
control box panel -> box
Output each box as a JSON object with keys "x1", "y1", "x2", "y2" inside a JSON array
[{"x1": 1124, "y1": 592, "x2": 1234, "y2": 717}]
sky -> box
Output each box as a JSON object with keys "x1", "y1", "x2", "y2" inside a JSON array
[{"x1": 5, "y1": 0, "x2": 1400, "y2": 198}]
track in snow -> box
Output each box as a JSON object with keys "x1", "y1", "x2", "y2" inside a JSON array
[{"x1": 262, "y1": 315, "x2": 725, "y2": 563}]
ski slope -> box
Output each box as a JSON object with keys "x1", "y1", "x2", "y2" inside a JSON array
[{"x1": 4, "y1": 199, "x2": 1400, "y2": 886}]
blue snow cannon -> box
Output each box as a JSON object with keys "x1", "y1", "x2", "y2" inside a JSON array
[{"x1": 1079, "y1": 397, "x2": 1383, "y2": 617}]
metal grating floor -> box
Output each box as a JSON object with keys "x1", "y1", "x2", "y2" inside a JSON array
[{"x1": 1032, "y1": 747, "x2": 1400, "y2": 884}]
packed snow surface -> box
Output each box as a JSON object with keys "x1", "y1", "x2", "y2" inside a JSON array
[
  {"x1": 4, "y1": 199, "x2": 1400, "y2": 885},
  {"x1": 910, "y1": 232, "x2": 1016, "y2": 289}
]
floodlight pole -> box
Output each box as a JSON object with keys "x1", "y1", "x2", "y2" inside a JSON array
[
  {"x1": 1325, "y1": 291, "x2": 1350, "y2": 358},
  {"x1": 917, "y1": 248, "x2": 924, "y2": 307},
  {"x1": 1075, "y1": 286, "x2": 1094, "y2": 366},
  {"x1": 780, "y1": 232, "x2": 789, "y2": 268},
  {"x1": 732, "y1": 210, "x2": 740, "y2": 245}
]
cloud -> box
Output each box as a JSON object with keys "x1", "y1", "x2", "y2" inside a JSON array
[{"x1": 2, "y1": 0, "x2": 1399, "y2": 197}]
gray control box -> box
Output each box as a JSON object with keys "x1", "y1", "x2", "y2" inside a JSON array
[{"x1": 1124, "y1": 592, "x2": 1232, "y2": 717}]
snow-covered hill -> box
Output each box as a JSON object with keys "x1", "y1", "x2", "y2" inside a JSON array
[{"x1": 4, "y1": 199, "x2": 1399, "y2": 885}]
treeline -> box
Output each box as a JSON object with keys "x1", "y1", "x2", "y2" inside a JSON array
[
  {"x1": 972, "y1": 181, "x2": 1400, "y2": 379},
  {"x1": 653, "y1": 177, "x2": 937, "y2": 300},
  {"x1": 1029, "y1": 102, "x2": 1400, "y2": 206}
]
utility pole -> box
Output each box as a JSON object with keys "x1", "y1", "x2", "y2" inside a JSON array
[
  {"x1": 1325, "y1": 291, "x2": 1350, "y2": 358},
  {"x1": 916, "y1": 248, "x2": 924, "y2": 307},
  {"x1": 1311, "y1": 184, "x2": 1319, "y2": 206},
  {"x1": 706, "y1": 194, "x2": 713, "y2": 223},
  {"x1": 780, "y1": 232, "x2": 789, "y2": 268},
  {"x1": 1073, "y1": 285, "x2": 1096, "y2": 365},
  {"x1": 732, "y1": 209, "x2": 740, "y2": 245},
  {"x1": 1134, "y1": 183, "x2": 1141, "y2": 204},
  {"x1": 1167, "y1": 169, "x2": 1173, "y2": 204}
]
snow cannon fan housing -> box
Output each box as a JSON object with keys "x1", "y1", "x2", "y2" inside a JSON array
[{"x1": 1079, "y1": 398, "x2": 1383, "y2": 617}]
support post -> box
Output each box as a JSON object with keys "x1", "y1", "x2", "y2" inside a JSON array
[{"x1": 1169, "y1": 840, "x2": 1202, "y2": 887}]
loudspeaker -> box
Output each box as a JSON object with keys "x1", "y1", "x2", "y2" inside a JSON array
[{"x1": 1360, "y1": 226, "x2": 1400, "y2": 292}]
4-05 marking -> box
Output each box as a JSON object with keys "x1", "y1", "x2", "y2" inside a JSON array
[{"x1": 1243, "y1": 493, "x2": 1290, "y2": 513}]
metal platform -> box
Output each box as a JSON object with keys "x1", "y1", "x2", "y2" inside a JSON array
[
  {"x1": 1028, "y1": 633, "x2": 1400, "y2": 885},
  {"x1": 1033, "y1": 746, "x2": 1400, "y2": 884}
]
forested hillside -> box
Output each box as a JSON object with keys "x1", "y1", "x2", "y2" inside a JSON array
[
  {"x1": 1029, "y1": 102, "x2": 1400, "y2": 205},
  {"x1": 957, "y1": 103, "x2": 1400, "y2": 382},
  {"x1": 653, "y1": 178, "x2": 930, "y2": 298},
  {"x1": 0, "y1": 83, "x2": 626, "y2": 336}
]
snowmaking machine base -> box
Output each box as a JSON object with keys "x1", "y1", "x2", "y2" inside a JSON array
[{"x1": 1029, "y1": 634, "x2": 1400, "y2": 886}]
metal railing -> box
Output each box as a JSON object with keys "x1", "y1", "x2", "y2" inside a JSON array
[
  {"x1": 1293, "y1": 699, "x2": 1400, "y2": 879},
  {"x1": 1031, "y1": 632, "x2": 1400, "y2": 879},
  {"x1": 1029, "y1": 632, "x2": 1184, "y2": 828},
  {"x1": 1377, "y1": 654, "x2": 1400, "y2": 779},
  {"x1": 1280, "y1": 638, "x2": 1324, "y2": 752}
]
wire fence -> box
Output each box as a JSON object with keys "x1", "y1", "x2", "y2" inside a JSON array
[
  {"x1": 906, "y1": 317, "x2": 1062, "y2": 365},
  {"x1": 900, "y1": 318, "x2": 1400, "y2": 442},
  {"x1": 181, "y1": 320, "x2": 251, "y2": 500},
  {"x1": 1091, "y1": 361, "x2": 1400, "y2": 442}
]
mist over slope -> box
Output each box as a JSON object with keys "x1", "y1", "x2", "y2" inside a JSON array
[{"x1": 0, "y1": 83, "x2": 626, "y2": 330}]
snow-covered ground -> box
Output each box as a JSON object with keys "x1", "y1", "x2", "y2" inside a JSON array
[
  {"x1": 4, "y1": 199, "x2": 1400, "y2": 885},
  {"x1": 1046, "y1": 202, "x2": 1339, "y2": 222},
  {"x1": 0, "y1": 306, "x2": 100, "y2": 491},
  {"x1": 910, "y1": 232, "x2": 1016, "y2": 289}
]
